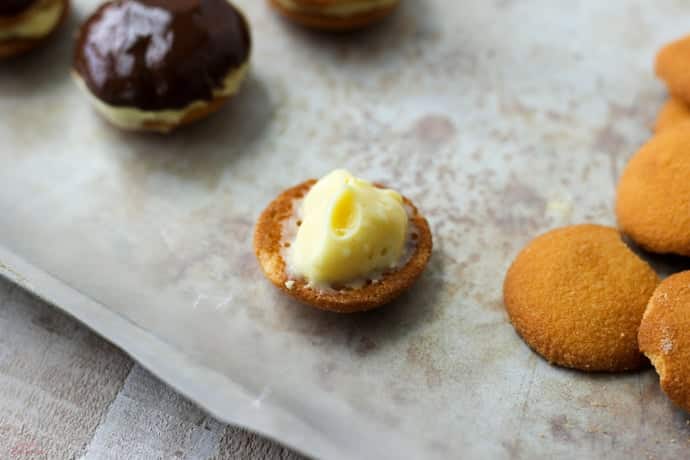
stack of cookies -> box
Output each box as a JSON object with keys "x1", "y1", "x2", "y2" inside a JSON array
[
  {"x1": 616, "y1": 35, "x2": 690, "y2": 414},
  {"x1": 504, "y1": 35, "x2": 690, "y2": 415}
]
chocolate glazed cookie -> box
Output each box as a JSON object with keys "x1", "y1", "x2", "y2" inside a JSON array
[{"x1": 73, "y1": 0, "x2": 252, "y2": 132}]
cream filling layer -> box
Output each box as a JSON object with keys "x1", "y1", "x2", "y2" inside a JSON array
[
  {"x1": 275, "y1": 0, "x2": 397, "y2": 17},
  {"x1": 0, "y1": 0, "x2": 64, "y2": 41},
  {"x1": 286, "y1": 169, "x2": 410, "y2": 287},
  {"x1": 75, "y1": 62, "x2": 249, "y2": 132}
]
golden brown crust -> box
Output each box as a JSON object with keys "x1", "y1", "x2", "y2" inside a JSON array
[
  {"x1": 615, "y1": 125, "x2": 690, "y2": 256},
  {"x1": 268, "y1": 0, "x2": 397, "y2": 31},
  {"x1": 503, "y1": 224, "x2": 659, "y2": 372},
  {"x1": 138, "y1": 92, "x2": 233, "y2": 133},
  {"x1": 639, "y1": 271, "x2": 690, "y2": 413},
  {"x1": 253, "y1": 180, "x2": 433, "y2": 313},
  {"x1": 657, "y1": 35, "x2": 690, "y2": 105},
  {"x1": 654, "y1": 98, "x2": 690, "y2": 133},
  {"x1": 0, "y1": 0, "x2": 68, "y2": 59}
]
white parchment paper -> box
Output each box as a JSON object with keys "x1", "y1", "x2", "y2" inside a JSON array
[{"x1": 1, "y1": 1, "x2": 690, "y2": 458}]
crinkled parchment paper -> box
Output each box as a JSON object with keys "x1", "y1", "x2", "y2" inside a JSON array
[{"x1": 1, "y1": 1, "x2": 690, "y2": 458}]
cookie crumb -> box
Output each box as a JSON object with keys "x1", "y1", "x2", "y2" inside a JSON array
[
  {"x1": 661, "y1": 336, "x2": 674, "y2": 354},
  {"x1": 546, "y1": 198, "x2": 573, "y2": 220}
]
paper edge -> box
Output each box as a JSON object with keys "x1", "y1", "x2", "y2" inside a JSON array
[{"x1": 0, "y1": 243, "x2": 347, "y2": 460}]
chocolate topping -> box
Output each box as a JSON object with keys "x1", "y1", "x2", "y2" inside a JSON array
[
  {"x1": 74, "y1": 0, "x2": 251, "y2": 110},
  {"x1": 0, "y1": 0, "x2": 38, "y2": 17}
]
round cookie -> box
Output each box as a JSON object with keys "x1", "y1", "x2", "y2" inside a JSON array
[
  {"x1": 616, "y1": 125, "x2": 690, "y2": 256},
  {"x1": 654, "y1": 98, "x2": 690, "y2": 133},
  {"x1": 254, "y1": 179, "x2": 433, "y2": 313},
  {"x1": 0, "y1": 0, "x2": 69, "y2": 59},
  {"x1": 268, "y1": 0, "x2": 399, "y2": 31},
  {"x1": 657, "y1": 35, "x2": 690, "y2": 104},
  {"x1": 639, "y1": 271, "x2": 690, "y2": 413},
  {"x1": 503, "y1": 224, "x2": 659, "y2": 372},
  {"x1": 73, "y1": 0, "x2": 251, "y2": 133}
]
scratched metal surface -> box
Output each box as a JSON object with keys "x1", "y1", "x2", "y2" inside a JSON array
[{"x1": 0, "y1": 0, "x2": 689, "y2": 458}]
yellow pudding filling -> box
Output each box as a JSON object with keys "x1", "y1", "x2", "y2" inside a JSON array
[
  {"x1": 74, "y1": 62, "x2": 249, "y2": 133},
  {"x1": 274, "y1": 0, "x2": 398, "y2": 17},
  {"x1": 0, "y1": 0, "x2": 64, "y2": 41},
  {"x1": 289, "y1": 169, "x2": 409, "y2": 286}
]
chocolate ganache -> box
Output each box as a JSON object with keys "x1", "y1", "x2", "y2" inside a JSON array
[
  {"x1": 74, "y1": 0, "x2": 251, "y2": 110},
  {"x1": 0, "y1": 0, "x2": 39, "y2": 17}
]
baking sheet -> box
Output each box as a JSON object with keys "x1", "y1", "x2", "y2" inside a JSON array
[{"x1": 2, "y1": 1, "x2": 690, "y2": 458}]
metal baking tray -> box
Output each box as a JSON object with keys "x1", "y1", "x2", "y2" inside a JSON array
[{"x1": 1, "y1": 1, "x2": 689, "y2": 458}]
